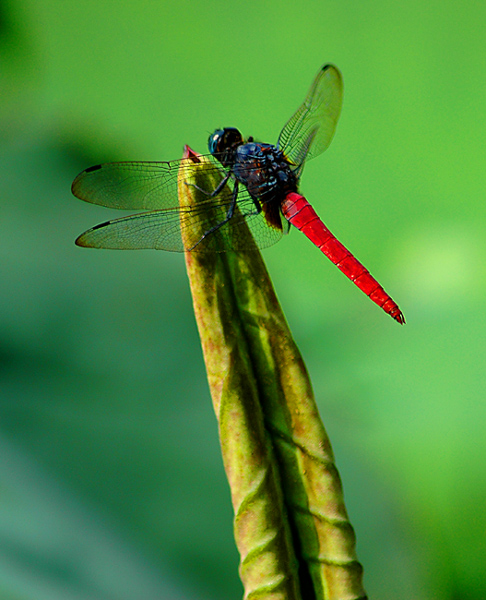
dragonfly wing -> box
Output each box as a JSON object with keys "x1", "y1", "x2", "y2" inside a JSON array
[
  {"x1": 75, "y1": 185, "x2": 241, "y2": 251},
  {"x1": 72, "y1": 161, "x2": 181, "y2": 210},
  {"x1": 76, "y1": 189, "x2": 285, "y2": 252},
  {"x1": 72, "y1": 158, "x2": 226, "y2": 211},
  {"x1": 178, "y1": 186, "x2": 285, "y2": 252},
  {"x1": 277, "y1": 64, "x2": 343, "y2": 173},
  {"x1": 75, "y1": 209, "x2": 188, "y2": 251},
  {"x1": 73, "y1": 151, "x2": 286, "y2": 252}
]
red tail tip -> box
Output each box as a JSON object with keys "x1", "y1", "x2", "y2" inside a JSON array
[{"x1": 392, "y1": 310, "x2": 406, "y2": 325}]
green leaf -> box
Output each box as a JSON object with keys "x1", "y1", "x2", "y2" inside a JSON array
[{"x1": 181, "y1": 148, "x2": 367, "y2": 600}]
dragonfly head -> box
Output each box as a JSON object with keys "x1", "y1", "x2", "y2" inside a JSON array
[{"x1": 208, "y1": 128, "x2": 243, "y2": 167}]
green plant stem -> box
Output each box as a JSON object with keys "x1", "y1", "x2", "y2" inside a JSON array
[{"x1": 180, "y1": 147, "x2": 367, "y2": 600}]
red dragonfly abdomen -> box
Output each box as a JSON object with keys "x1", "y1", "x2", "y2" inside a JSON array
[{"x1": 282, "y1": 192, "x2": 405, "y2": 324}]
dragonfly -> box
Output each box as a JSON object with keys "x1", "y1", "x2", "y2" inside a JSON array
[{"x1": 73, "y1": 64, "x2": 405, "y2": 324}]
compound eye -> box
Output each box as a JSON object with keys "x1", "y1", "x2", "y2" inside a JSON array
[
  {"x1": 223, "y1": 128, "x2": 243, "y2": 147},
  {"x1": 208, "y1": 129, "x2": 224, "y2": 155}
]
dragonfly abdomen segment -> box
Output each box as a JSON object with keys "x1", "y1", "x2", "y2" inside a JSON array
[{"x1": 282, "y1": 193, "x2": 405, "y2": 323}]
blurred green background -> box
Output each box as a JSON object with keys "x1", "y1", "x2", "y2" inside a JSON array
[{"x1": 1, "y1": 0, "x2": 485, "y2": 598}]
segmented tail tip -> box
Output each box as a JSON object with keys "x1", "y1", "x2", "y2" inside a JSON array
[{"x1": 392, "y1": 310, "x2": 406, "y2": 325}]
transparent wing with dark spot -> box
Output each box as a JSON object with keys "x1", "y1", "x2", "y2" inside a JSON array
[
  {"x1": 277, "y1": 64, "x2": 343, "y2": 175},
  {"x1": 73, "y1": 158, "x2": 286, "y2": 252},
  {"x1": 72, "y1": 158, "x2": 217, "y2": 210}
]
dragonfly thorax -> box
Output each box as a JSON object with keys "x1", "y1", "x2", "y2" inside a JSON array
[{"x1": 233, "y1": 142, "x2": 298, "y2": 204}]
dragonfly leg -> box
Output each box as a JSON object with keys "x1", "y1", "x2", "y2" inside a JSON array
[
  {"x1": 188, "y1": 181, "x2": 239, "y2": 251},
  {"x1": 185, "y1": 171, "x2": 231, "y2": 197}
]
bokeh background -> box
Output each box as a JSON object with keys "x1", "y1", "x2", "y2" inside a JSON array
[{"x1": 1, "y1": 1, "x2": 485, "y2": 598}]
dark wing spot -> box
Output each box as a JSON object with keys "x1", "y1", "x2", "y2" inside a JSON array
[
  {"x1": 92, "y1": 221, "x2": 110, "y2": 230},
  {"x1": 85, "y1": 164, "x2": 103, "y2": 173}
]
